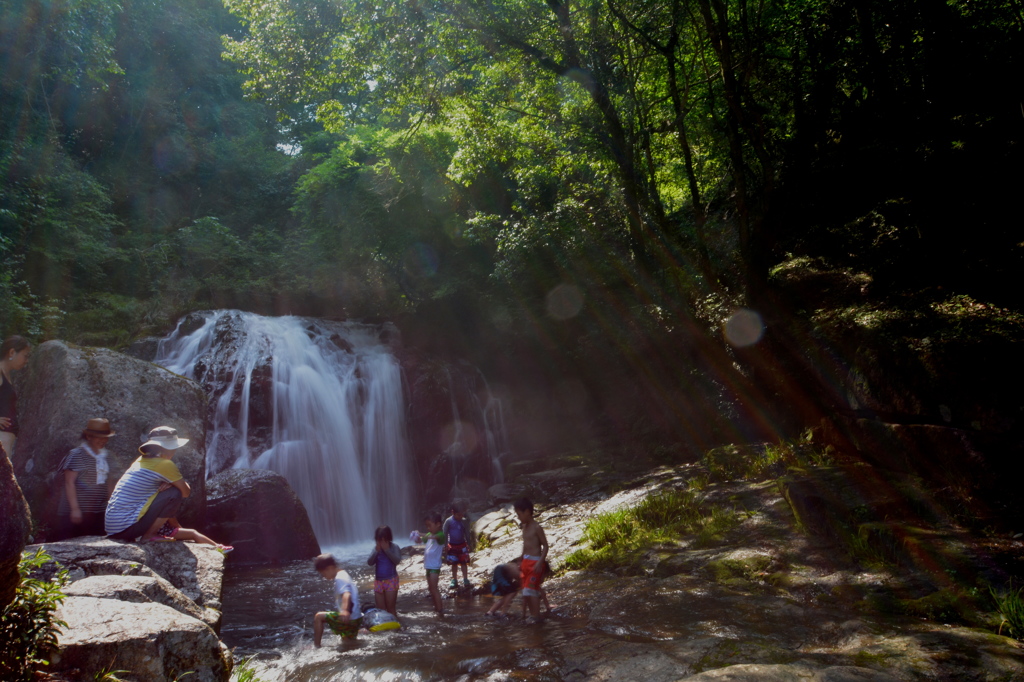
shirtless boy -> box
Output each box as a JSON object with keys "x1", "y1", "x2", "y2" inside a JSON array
[{"x1": 513, "y1": 497, "x2": 548, "y2": 620}]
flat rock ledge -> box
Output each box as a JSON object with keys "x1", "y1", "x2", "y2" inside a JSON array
[
  {"x1": 52, "y1": 597, "x2": 231, "y2": 682},
  {"x1": 28, "y1": 536, "x2": 232, "y2": 681}
]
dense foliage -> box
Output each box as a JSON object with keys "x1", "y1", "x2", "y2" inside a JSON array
[
  {"x1": 0, "y1": 549, "x2": 69, "y2": 682},
  {"x1": 1, "y1": 0, "x2": 1021, "y2": 449}
]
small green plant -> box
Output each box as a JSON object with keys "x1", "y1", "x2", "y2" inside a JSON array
[
  {"x1": 688, "y1": 474, "x2": 710, "y2": 491},
  {"x1": 474, "y1": 533, "x2": 493, "y2": 551},
  {"x1": 704, "y1": 438, "x2": 834, "y2": 482},
  {"x1": 0, "y1": 549, "x2": 69, "y2": 682},
  {"x1": 232, "y1": 655, "x2": 267, "y2": 682},
  {"x1": 94, "y1": 666, "x2": 130, "y2": 682},
  {"x1": 991, "y1": 582, "x2": 1024, "y2": 639}
]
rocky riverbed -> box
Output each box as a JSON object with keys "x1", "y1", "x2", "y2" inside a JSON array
[{"x1": 219, "y1": 458, "x2": 1024, "y2": 681}]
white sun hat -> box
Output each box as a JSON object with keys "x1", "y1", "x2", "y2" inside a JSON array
[{"x1": 138, "y1": 425, "x2": 190, "y2": 454}]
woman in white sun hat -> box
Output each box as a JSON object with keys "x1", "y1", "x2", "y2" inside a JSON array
[{"x1": 105, "y1": 425, "x2": 232, "y2": 552}]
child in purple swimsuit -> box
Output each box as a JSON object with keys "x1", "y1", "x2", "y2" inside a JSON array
[{"x1": 367, "y1": 525, "x2": 402, "y2": 616}]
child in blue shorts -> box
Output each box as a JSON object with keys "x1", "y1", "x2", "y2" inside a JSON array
[{"x1": 312, "y1": 553, "x2": 362, "y2": 646}]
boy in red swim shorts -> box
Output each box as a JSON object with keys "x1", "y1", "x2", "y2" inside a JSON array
[{"x1": 513, "y1": 497, "x2": 549, "y2": 621}]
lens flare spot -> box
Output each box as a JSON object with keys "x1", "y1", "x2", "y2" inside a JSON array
[
  {"x1": 546, "y1": 284, "x2": 584, "y2": 320},
  {"x1": 724, "y1": 308, "x2": 765, "y2": 347}
]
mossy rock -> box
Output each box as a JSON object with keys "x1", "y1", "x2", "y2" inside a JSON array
[
  {"x1": 898, "y1": 588, "x2": 988, "y2": 627},
  {"x1": 704, "y1": 444, "x2": 761, "y2": 480},
  {"x1": 704, "y1": 551, "x2": 774, "y2": 584},
  {"x1": 854, "y1": 522, "x2": 979, "y2": 581}
]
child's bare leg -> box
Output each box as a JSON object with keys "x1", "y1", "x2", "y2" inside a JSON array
[
  {"x1": 524, "y1": 593, "x2": 541, "y2": 619},
  {"x1": 489, "y1": 592, "x2": 515, "y2": 615},
  {"x1": 374, "y1": 591, "x2": 386, "y2": 611},
  {"x1": 460, "y1": 563, "x2": 469, "y2": 582},
  {"x1": 140, "y1": 516, "x2": 171, "y2": 541},
  {"x1": 313, "y1": 611, "x2": 328, "y2": 647},
  {"x1": 540, "y1": 587, "x2": 553, "y2": 613},
  {"x1": 427, "y1": 573, "x2": 443, "y2": 613},
  {"x1": 384, "y1": 588, "x2": 398, "y2": 616},
  {"x1": 172, "y1": 528, "x2": 219, "y2": 547}
]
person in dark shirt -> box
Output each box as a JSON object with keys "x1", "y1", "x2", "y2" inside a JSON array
[{"x1": 0, "y1": 335, "x2": 30, "y2": 459}]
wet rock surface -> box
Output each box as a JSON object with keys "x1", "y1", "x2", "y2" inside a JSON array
[{"x1": 205, "y1": 468, "x2": 320, "y2": 564}]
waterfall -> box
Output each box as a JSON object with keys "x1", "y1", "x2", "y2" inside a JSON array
[{"x1": 154, "y1": 310, "x2": 414, "y2": 546}]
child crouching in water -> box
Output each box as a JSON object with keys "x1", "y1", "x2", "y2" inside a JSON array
[
  {"x1": 368, "y1": 525, "x2": 402, "y2": 616},
  {"x1": 414, "y1": 513, "x2": 445, "y2": 614},
  {"x1": 312, "y1": 553, "x2": 362, "y2": 646}
]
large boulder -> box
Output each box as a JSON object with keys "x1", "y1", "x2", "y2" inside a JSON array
[
  {"x1": 11, "y1": 341, "x2": 208, "y2": 537},
  {"x1": 204, "y1": 469, "x2": 320, "y2": 563},
  {"x1": 51, "y1": 597, "x2": 231, "y2": 682},
  {"x1": 0, "y1": 451, "x2": 31, "y2": 607},
  {"x1": 63, "y1": 574, "x2": 206, "y2": 623},
  {"x1": 30, "y1": 537, "x2": 225, "y2": 630}
]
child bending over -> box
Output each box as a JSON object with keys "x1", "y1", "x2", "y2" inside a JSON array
[{"x1": 312, "y1": 553, "x2": 362, "y2": 646}]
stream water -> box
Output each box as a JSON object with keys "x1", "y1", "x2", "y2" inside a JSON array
[{"x1": 221, "y1": 547, "x2": 587, "y2": 681}]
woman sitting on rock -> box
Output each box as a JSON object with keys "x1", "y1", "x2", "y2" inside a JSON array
[
  {"x1": 105, "y1": 425, "x2": 232, "y2": 552},
  {"x1": 55, "y1": 418, "x2": 116, "y2": 540}
]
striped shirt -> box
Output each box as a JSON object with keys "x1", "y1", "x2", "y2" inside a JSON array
[
  {"x1": 104, "y1": 457, "x2": 183, "y2": 535},
  {"x1": 57, "y1": 445, "x2": 110, "y2": 514}
]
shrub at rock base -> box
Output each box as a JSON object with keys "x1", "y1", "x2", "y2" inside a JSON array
[{"x1": 0, "y1": 550, "x2": 68, "y2": 682}]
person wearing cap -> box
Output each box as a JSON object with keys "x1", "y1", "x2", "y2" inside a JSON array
[
  {"x1": 105, "y1": 425, "x2": 232, "y2": 552},
  {"x1": 53, "y1": 418, "x2": 116, "y2": 540}
]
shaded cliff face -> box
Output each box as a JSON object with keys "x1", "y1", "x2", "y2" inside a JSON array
[
  {"x1": 763, "y1": 258, "x2": 1024, "y2": 525},
  {"x1": 401, "y1": 350, "x2": 510, "y2": 510}
]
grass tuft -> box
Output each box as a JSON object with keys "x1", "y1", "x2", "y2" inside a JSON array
[
  {"x1": 991, "y1": 583, "x2": 1024, "y2": 640},
  {"x1": 562, "y1": 489, "x2": 740, "y2": 572}
]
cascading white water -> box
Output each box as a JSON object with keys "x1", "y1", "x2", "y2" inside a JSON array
[{"x1": 155, "y1": 310, "x2": 414, "y2": 546}]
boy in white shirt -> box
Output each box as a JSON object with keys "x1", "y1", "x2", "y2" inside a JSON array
[{"x1": 313, "y1": 553, "x2": 363, "y2": 645}]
